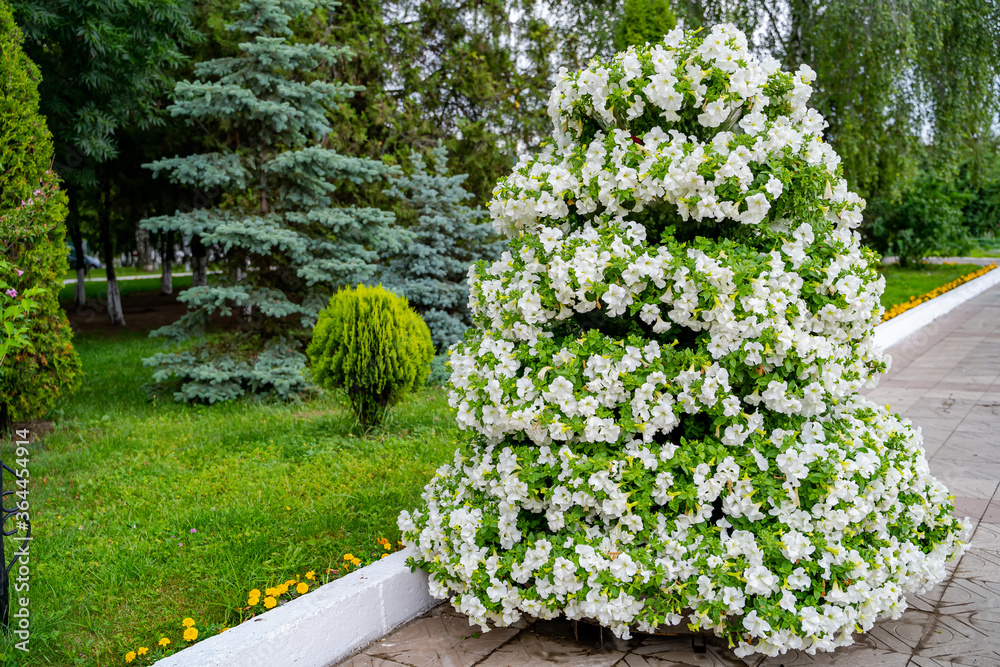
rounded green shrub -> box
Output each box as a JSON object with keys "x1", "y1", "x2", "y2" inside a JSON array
[{"x1": 307, "y1": 284, "x2": 434, "y2": 427}]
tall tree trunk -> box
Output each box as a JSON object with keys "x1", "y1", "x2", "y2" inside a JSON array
[
  {"x1": 99, "y1": 190, "x2": 126, "y2": 326},
  {"x1": 68, "y1": 194, "x2": 87, "y2": 310},
  {"x1": 191, "y1": 236, "x2": 208, "y2": 287},
  {"x1": 0, "y1": 401, "x2": 9, "y2": 439},
  {"x1": 161, "y1": 231, "x2": 174, "y2": 295},
  {"x1": 136, "y1": 221, "x2": 155, "y2": 272}
]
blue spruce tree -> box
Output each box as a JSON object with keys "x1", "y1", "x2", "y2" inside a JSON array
[
  {"x1": 382, "y1": 143, "x2": 503, "y2": 352},
  {"x1": 140, "y1": 0, "x2": 405, "y2": 402}
]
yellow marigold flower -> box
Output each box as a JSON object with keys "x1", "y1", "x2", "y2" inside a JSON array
[
  {"x1": 248, "y1": 595, "x2": 260, "y2": 606},
  {"x1": 265, "y1": 587, "x2": 278, "y2": 597},
  {"x1": 264, "y1": 596, "x2": 277, "y2": 609},
  {"x1": 138, "y1": 647, "x2": 149, "y2": 656},
  {"x1": 343, "y1": 553, "x2": 354, "y2": 561},
  {"x1": 285, "y1": 579, "x2": 297, "y2": 587},
  {"x1": 249, "y1": 588, "x2": 261, "y2": 598},
  {"x1": 159, "y1": 638, "x2": 170, "y2": 647},
  {"x1": 125, "y1": 652, "x2": 136, "y2": 664},
  {"x1": 182, "y1": 617, "x2": 196, "y2": 628},
  {"x1": 296, "y1": 582, "x2": 308, "y2": 595},
  {"x1": 381, "y1": 553, "x2": 389, "y2": 559},
  {"x1": 351, "y1": 557, "x2": 361, "y2": 566},
  {"x1": 305, "y1": 570, "x2": 315, "y2": 580},
  {"x1": 276, "y1": 583, "x2": 289, "y2": 595},
  {"x1": 184, "y1": 627, "x2": 198, "y2": 642}
]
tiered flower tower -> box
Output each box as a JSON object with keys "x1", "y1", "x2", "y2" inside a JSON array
[{"x1": 400, "y1": 25, "x2": 969, "y2": 658}]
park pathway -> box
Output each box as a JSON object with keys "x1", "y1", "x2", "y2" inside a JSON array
[{"x1": 339, "y1": 284, "x2": 1000, "y2": 667}]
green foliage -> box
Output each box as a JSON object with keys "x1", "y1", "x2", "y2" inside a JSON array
[
  {"x1": 960, "y1": 145, "x2": 1000, "y2": 237},
  {"x1": 425, "y1": 352, "x2": 451, "y2": 386},
  {"x1": 307, "y1": 285, "x2": 433, "y2": 427},
  {"x1": 612, "y1": 0, "x2": 676, "y2": 52},
  {"x1": 0, "y1": 2, "x2": 79, "y2": 424},
  {"x1": 0, "y1": 257, "x2": 41, "y2": 372},
  {"x1": 12, "y1": 0, "x2": 196, "y2": 180},
  {"x1": 866, "y1": 174, "x2": 972, "y2": 266},
  {"x1": 382, "y1": 142, "x2": 504, "y2": 351},
  {"x1": 141, "y1": 0, "x2": 407, "y2": 403},
  {"x1": 327, "y1": 0, "x2": 556, "y2": 208},
  {"x1": 674, "y1": 0, "x2": 1000, "y2": 201}
]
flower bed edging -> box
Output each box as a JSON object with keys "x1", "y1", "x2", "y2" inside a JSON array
[
  {"x1": 153, "y1": 548, "x2": 435, "y2": 667},
  {"x1": 874, "y1": 263, "x2": 1000, "y2": 351}
]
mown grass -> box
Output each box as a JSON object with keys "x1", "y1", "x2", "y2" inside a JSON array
[
  {"x1": 61, "y1": 266, "x2": 187, "y2": 281},
  {"x1": 879, "y1": 262, "x2": 985, "y2": 310},
  {"x1": 57, "y1": 276, "x2": 194, "y2": 302},
  {"x1": 0, "y1": 333, "x2": 458, "y2": 666}
]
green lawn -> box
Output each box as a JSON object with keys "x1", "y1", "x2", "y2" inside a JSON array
[
  {"x1": 0, "y1": 334, "x2": 458, "y2": 666},
  {"x1": 62, "y1": 266, "x2": 187, "y2": 281},
  {"x1": 879, "y1": 262, "x2": 986, "y2": 310},
  {"x1": 58, "y1": 276, "x2": 194, "y2": 302}
]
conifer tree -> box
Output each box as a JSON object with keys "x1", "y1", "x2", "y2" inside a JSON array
[
  {"x1": 0, "y1": 0, "x2": 79, "y2": 428},
  {"x1": 140, "y1": 0, "x2": 404, "y2": 403},
  {"x1": 382, "y1": 143, "x2": 503, "y2": 352}
]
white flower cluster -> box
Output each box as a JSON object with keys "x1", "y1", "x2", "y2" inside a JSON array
[{"x1": 401, "y1": 25, "x2": 969, "y2": 658}]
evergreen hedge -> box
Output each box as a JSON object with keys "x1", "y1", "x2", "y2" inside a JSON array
[{"x1": 0, "y1": 1, "x2": 79, "y2": 427}]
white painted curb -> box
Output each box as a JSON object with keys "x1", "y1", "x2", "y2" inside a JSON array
[
  {"x1": 873, "y1": 265, "x2": 1000, "y2": 351},
  {"x1": 153, "y1": 548, "x2": 436, "y2": 667}
]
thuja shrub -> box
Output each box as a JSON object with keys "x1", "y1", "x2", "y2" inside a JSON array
[
  {"x1": 0, "y1": 2, "x2": 79, "y2": 425},
  {"x1": 399, "y1": 25, "x2": 969, "y2": 658},
  {"x1": 307, "y1": 285, "x2": 433, "y2": 427}
]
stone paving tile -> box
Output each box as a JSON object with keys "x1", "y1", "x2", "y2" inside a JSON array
[
  {"x1": 338, "y1": 284, "x2": 1000, "y2": 667},
  {"x1": 619, "y1": 635, "x2": 743, "y2": 666},
  {"x1": 937, "y1": 431, "x2": 1000, "y2": 465},
  {"x1": 337, "y1": 656, "x2": 409, "y2": 667},
  {"x1": 933, "y1": 477, "x2": 997, "y2": 500},
  {"x1": 475, "y1": 630, "x2": 624, "y2": 666},
  {"x1": 354, "y1": 606, "x2": 519, "y2": 667}
]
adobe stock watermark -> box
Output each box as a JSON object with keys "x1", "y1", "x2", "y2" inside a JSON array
[{"x1": 3, "y1": 427, "x2": 33, "y2": 652}]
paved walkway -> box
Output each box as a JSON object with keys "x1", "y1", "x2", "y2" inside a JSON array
[{"x1": 340, "y1": 285, "x2": 1000, "y2": 667}]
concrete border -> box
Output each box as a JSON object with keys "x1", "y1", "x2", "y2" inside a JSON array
[
  {"x1": 153, "y1": 548, "x2": 436, "y2": 667},
  {"x1": 874, "y1": 265, "x2": 1000, "y2": 351},
  {"x1": 155, "y1": 265, "x2": 1000, "y2": 667}
]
